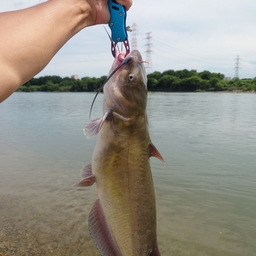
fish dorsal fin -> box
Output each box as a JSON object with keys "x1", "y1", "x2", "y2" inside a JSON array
[
  {"x1": 74, "y1": 164, "x2": 95, "y2": 187},
  {"x1": 84, "y1": 111, "x2": 111, "y2": 138},
  {"x1": 89, "y1": 200, "x2": 121, "y2": 256},
  {"x1": 149, "y1": 143, "x2": 165, "y2": 162}
]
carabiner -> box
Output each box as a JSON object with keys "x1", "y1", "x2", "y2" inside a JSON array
[{"x1": 108, "y1": 0, "x2": 130, "y2": 58}]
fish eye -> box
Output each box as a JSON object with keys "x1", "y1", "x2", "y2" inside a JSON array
[{"x1": 128, "y1": 73, "x2": 136, "y2": 81}]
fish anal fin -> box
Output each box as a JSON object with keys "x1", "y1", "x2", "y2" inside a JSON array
[
  {"x1": 89, "y1": 200, "x2": 121, "y2": 256},
  {"x1": 149, "y1": 143, "x2": 165, "y2": 162},
  {"x1": 74, "y1": 164, "x2": 95, "y2": 187}
]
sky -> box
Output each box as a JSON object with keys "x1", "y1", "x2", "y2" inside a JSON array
[{"x1": 1, "y1": 0, "x2": 256, "y2": 79}]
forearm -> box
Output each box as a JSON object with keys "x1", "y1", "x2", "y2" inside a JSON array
[{"x1": 0, "y1": 0, "x2": 94, "y2": 102}]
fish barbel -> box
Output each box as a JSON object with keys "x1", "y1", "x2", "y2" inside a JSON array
[{"x1": 77, "y1": 50, "x2": 164, "y2": 256}]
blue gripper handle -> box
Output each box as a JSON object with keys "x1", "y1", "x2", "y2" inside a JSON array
[{"x1": 108, "y1": 0, "x2": 128, "y2": 43}]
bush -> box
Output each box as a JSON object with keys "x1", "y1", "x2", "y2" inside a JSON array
[{"x1": 40, "y1": 82, "x2": 60, "y2": 92}]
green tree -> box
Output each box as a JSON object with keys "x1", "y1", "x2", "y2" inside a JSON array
[
  {"x1": 70, "y1": 79, "x2": 88, "y2": 92},
  {"x1": 208, "y1": 77, "x2": 220, "y2": 90},
  {"x1": 158, "y1": 75, "x2": 173, "y2": 91},
  {"x1": 81, "y1": 77, "x2": 98, "y2": 91},
  {"x1": 96, "y1": 76, "x2": 108, "y2": 89},
  {"x1": 147, "y1": 77, "x2": 158, "y2": 91},
  {"x1": 158, "y1": 75, "x2": 181, "y2": 91},
  {"x1": 40, "y1": 81, "x2": 60, "y2": 91},
  {"x1": 178, "y1": 76, "x2": 204, "y2": 91},
  {"x1": 212, "y1": 72, "x2": 225, "y2": 80},
  {"x1": 161, "y1": 69, "x2": 175, "y2": 77},
  {"x1": 199, "y1": 70, "x2": 212, "y2": 80},
  {"x1": 147, "y1": 71, "x2": 162, "y2": 81},
  {"x1": 60, "y1": 77, "x2": 74, "y2": 86},
  {"x1": 214, "y1": 80, "x2": 228, "y2": 91},
  {"x1": 175, "y1": 69, "x2": 196, "y2": 79},
  {"x1": 19, "y1": 86, "x2": 37, "y2": 92}
]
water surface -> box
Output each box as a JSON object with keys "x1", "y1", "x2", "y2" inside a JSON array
[{"x1": 0, "y1": 92, "x2": 256, "y2": 255}]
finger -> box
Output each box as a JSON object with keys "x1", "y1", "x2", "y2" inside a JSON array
[{"x1": 116, "y1": 0, "x2": 132, "y2": 11}]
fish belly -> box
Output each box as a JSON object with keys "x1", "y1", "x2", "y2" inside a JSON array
[{"x1": 92, "y1": 122, "x2": 157, "y2": 255}]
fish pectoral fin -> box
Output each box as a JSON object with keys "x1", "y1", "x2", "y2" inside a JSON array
[
  {"x1": 89, "y1": 200, "x2": 121, "y2": 256},
  {"x1": 83, "y1": 118, "x2": 102, "y2": 138},
  {"x1": 74, "y1": 164, "x2": 95, "y2": 187},
  {"x1": 149, "y1": 143, "x2": 165, "y2": 162},
  {"x1": 84, "y1": 111, "x2": 111, "y2": 138}
]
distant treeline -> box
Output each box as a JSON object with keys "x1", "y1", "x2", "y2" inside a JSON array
[{"x1": 19, "y1": 69, "x2": 256, "y2": 93}]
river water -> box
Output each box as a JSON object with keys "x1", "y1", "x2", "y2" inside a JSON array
[{"x1": 0, "y1": 92, "x2": 256, "y2": 256}]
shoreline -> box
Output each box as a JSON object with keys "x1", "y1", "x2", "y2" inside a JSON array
[{"x1": 15, "y1": 90, "x2": 256, "y2": 94}]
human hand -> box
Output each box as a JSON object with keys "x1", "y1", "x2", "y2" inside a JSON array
[
  {"x1": 115, "y1": 0, "x2": 132, "y2": 11},
  {"x1": 87, "y1": 0, "x2": 132, "y2": 25}
]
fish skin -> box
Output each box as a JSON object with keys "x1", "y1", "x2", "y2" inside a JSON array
[{"x1": 82, "y1": 50, "x2": 161, "y2": 256}]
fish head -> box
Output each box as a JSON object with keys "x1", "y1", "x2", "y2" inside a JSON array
[{"x1": 104, "y1": 50, "x2": 148, "y2": 119}]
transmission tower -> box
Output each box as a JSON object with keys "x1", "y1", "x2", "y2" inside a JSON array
[
  {"x1": 145, "y1": 32, "x2": 153, "y2": 74},
  {"x1": 234, "y1": 55, "x2": 241, "y2": 78},
  {"x1": 130, "y1": 23, "x2": 138, "y2": 50}
]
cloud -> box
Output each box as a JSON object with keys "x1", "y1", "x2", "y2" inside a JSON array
[
  {"x1": 127, "y1": 0, "x2": 256, "y2": 78},
  {"x1": 0, "y1": 0, "x2": 255, "y2": 78},
  {"x1": 0, "y1": 0, "x2": 45, "y2": 11}
]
